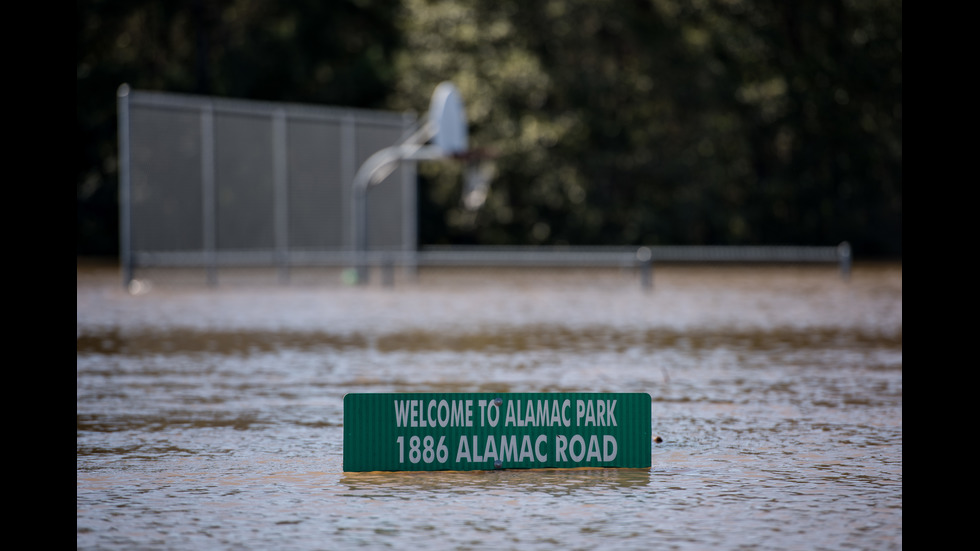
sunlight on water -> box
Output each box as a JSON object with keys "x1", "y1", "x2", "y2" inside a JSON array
[{"x1": 78, "y1": 264, "x2": 901, "y2": 550}]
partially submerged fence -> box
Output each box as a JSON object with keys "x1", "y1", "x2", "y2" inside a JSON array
[
  {"x1": 416, "y1": 243, "x2": 852, "y2": 288},
  {"x1": 117, "y1": 85, "x2": 417, "y2": 286},
  {"x1": 117, "y1": 86, "x2": 850, "y2": 289}
]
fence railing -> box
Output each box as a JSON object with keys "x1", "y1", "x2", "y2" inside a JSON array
[
  {"x1": 424, "y1": 244, "x2": 851, "y2": 286},
  {"x1": 126, "y1": 243, "x2": 852, "y2": 289},
  {"x1": 117, "y1": 85, "x2": 417, "y2": 288}
]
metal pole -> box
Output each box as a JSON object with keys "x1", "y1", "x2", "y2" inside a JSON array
[
  {"x1": 201, "y1": 102, "x2": 217, "y2": 286},
  {"x1": 354, "y1": 178, "x2": 369, "y2": 284},
  {"x1": 117, "y1": 84, "x2": 133, "y2": 290},
  {"x1": 272, "y1": 108, "x2": 289, "y2": 284},
  {"x1": 402, "y1": 112, "x2": 419, "y2": 282},
  {"x1": 382, "y1": 254, "x2": 395, "y2": 287},
  {"x1": 637, "y1": 247, "x2": 653, "y2": 291},
  {"x1": 350, "y1": 139, "x2": 442, "y2": 286},
  {"x1": 837, "y1": 241, "x2": 852, "y2": 281},
  {"x1": 341, "y1": 115, "x2": 362, "y2": 283}
]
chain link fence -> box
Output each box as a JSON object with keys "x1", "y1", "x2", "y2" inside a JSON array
[{"x1": 118, "y1": 85, "x2": 417, "y2": 286}]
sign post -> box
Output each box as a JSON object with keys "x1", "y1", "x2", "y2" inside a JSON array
[{"x1": 343, "y1": 393, "x2": 651, "y2": 472}]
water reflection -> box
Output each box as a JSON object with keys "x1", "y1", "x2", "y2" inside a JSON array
[{"x1": 341, "y1": 467, "x2": 652, "y2": 494}]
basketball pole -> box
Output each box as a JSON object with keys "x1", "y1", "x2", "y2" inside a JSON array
[{"x1": 351, "y1": 82, "x2": 471, "y2": 285}]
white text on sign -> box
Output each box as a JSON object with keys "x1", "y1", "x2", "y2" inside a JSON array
[
  {"x1": 393, "y1": 398, "x2": 618, "y2": 428},
  {"x1": 392, "y1": 398, "x2": 621, "y2": 467}
]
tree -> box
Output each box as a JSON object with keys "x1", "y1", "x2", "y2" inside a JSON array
[
  {"x1": 393, "y1": 0, "x2": 901, "y2": 255},
  {"x1": 78, "y1": 0, "x2": 901, "y2": 257},
  {"x1": 77, "y1": 0, "x2": 402, "y2": 255}
]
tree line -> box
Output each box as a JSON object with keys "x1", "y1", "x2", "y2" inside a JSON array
[{"x1": 78, "y1": 0, "x2": 901, "y2": 257}]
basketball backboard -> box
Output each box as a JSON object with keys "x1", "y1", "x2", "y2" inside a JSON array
[{"x1": 428, "y1": 82, "x2": 468, "y2": 155}]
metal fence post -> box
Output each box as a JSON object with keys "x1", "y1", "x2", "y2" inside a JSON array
[
  {"x1": 117, "y1": 84, "x2": 133, "y2": 290},
  {"x1": 273, "y1": 108, "x2": 290, "y2": 284},
  {"x1": 382, "y1": 255, "x2": 395, "y2": 287},
  {"x1": 637, "y1": 247, "x2": 653, "y2": 291},
  {"x1": 201, "y1": 102, "x2": 217, "y2": 286},
  {"x1": 837, "y1": 241, "x2": 852, "y2": 281}
]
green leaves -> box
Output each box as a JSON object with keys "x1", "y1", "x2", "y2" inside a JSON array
[{"x1": 78, "y1": 0, "x2": 902, "y2": 257}]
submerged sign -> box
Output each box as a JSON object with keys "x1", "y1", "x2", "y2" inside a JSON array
[{"x1": 343, "y1": 393, "x2": 651, "y2": 472}]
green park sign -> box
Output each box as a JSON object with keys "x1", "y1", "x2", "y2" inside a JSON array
[{"x1": 343, "y1": 393, "x2": 652, "y2": 472}]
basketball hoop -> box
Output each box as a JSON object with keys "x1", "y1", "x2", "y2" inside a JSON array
[
  {"x1": 428, "y1": 82, "x2": 468, "y2": 155},
  {"x1": 351, "y1": 82, "x2": 496, "y2": 283}
]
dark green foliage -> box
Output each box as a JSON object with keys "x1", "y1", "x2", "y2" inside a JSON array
[
  {"x1": 77, "y1": 0, "x2": 901, "y2": 257},
  {"x1": 77, "y1": 0, "x2": 401, "y2": 255}
]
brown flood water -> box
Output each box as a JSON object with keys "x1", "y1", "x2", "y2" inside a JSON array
[{"x1": 77, "y1": 261, "x2": 902, "y2": 550}]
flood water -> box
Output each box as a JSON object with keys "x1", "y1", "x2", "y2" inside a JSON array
[{"x1": 77, "y1": 262, "x2": 902, "y2": 550}]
